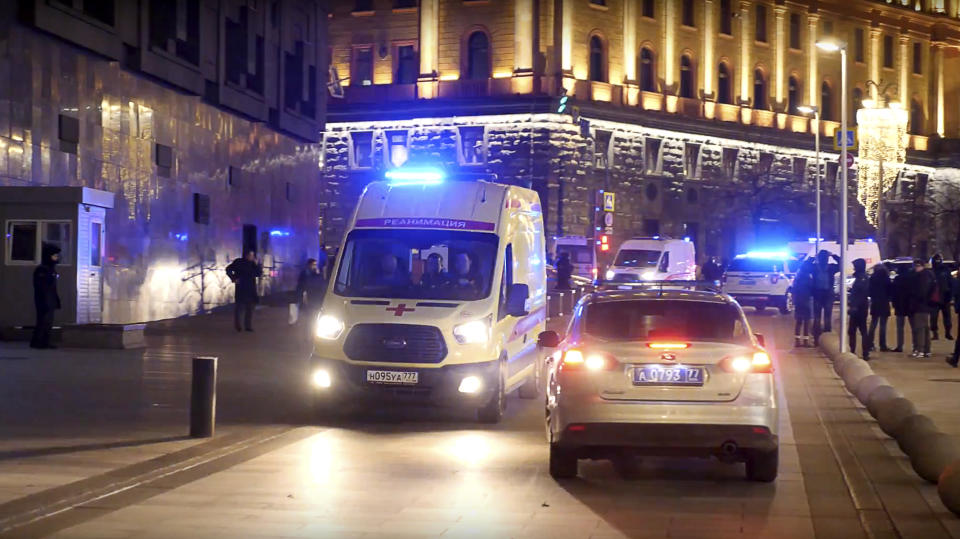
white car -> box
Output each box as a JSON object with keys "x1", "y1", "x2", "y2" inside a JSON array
[
  {"x1": 722, "y1": 252, "x2": 797, "y2": 314},
  {"x1": 605, "y1": 237, "x2": 696, "y2": 282},
  {"x1": 539, "y1": 286, "x2": 779, "y2": 481}
]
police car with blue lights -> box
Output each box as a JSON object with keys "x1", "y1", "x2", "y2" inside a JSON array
[
  {"x1": 722, "y1": 250, "x2": 799, "y2": 314},
  {"x1": 539, "y1": 280, "x2": 779, "y2": 481},
  {"x1": 309, "y1": 167, "x2": 547, "y2": 423}
]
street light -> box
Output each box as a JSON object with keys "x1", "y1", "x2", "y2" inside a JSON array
[
  {"x1": 797, "y1": 104, "x2": 821, "y2": 254},
  {"x1": 816, "y1": 38, "x2": 849, "y2": 354}
]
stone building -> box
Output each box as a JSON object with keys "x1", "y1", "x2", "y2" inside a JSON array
[
  {"x1": 322, "y1": 0, "x2": 960, "y2": 263},
  {"x1": 0, "y1": 1, "x2": 328, "y2": 325}
]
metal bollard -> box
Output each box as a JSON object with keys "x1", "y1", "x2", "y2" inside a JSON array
[{"x1": 190, "y1": 356, "x2": 218, "y2": 438}]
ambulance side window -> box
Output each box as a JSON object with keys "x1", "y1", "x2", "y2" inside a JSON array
[
  {"x1": 498, "y1": 244, "x2": 514, "y2": 320},
  {"x1": 658, "y1": 251, "x2": 670, "y2": 273}
]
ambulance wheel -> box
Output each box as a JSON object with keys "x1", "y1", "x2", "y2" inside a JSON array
[
  {"x1": 755, "y1": 303, "x2": 768, "y2": 313},
  {"x1": 478, "y1": 357, "x2": 506, "y2": 424},
  {"x1": 778, "y1": 293, "x2": 792, "y2": 315}
]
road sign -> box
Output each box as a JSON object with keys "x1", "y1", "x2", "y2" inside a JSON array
[
  {"x1": 844, "y1": 153, "x2": 855, "y2": 169},
  {"x1": 603, "y1": 212, "x2": 614, "y2": 227},
  {"x1": 833, "y1": 129, "x2": 858, "y2": 151},
  {"x1": 603, "y1": 192, "x2": 615, "y2": 212}
]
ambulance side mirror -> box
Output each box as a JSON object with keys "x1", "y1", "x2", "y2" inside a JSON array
[
  {"x1": 506, "y1": 283, "x2": 530, "y2": 317},
  {"x1": 538, "y1": 330, "x2": 560, "y2": 348},
  {"x1": 755, "y1": 333, "x2": 766, "y2": 348}
]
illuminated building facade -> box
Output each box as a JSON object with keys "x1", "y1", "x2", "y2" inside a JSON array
[
  {"x1": 323, "y1": 0, "x2": 960, "y2": 260},
  {"x1": 0, "y1": 1, "x2": 328, "y2": 325}
]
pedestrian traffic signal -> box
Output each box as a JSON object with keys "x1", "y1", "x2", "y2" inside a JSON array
[{"x1": 557, "y1": 89, "x2": 569, "y2": 114}]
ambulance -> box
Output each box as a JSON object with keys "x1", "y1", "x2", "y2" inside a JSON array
[
  {"x1": 309, "y1": 168, "x2": 547, "y2": 423},
  {"x1": 604, "y1": 236, "x2": 697, "y2": 282}
]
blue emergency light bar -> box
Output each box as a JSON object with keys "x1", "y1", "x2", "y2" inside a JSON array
[
  {"x1": 743, "y1": 250, "x2": 791, "y2": 259},
  {"x1": 385, "y1": 168, "x2": 445, "y2": 186}
]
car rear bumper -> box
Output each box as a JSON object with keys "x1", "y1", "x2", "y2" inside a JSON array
[
  {"x1": 555, "y1": 423, "x2": 778, "y2": 456},
  {"x1": 309, "y1": 356, "x2": 498, "y2": 409},
  {"x1": 729, "y1": 293, "x2": 782, "y2": 305}
]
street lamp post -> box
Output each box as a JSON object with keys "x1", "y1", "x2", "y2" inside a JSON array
[
  {"x1": 817, "y1": 39, "x2": 849, "y2": 354},
  {"x1": 797, "y1": 105, "x2": 821, "y2": 254}
]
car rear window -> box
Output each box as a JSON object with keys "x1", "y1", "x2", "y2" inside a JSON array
[
  {"x1": 726, "y1": 257, "x2": 785, "y2": 273},
  {"x1": 582, "y1": 300, "x2": 750, "y2": 343}
]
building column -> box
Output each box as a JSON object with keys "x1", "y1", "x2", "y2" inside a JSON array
[
  {"x1": 898, "y1": 33, "x2": 909, "y2": 106},
  {"x1": 702, "y1": 0, "x2": 716, "y2": 117},
  {"x1": 807, "y1": 12, "x2": 819, "y2": 111},
  {"x1": 561, "y1": 0, "x2": 572, "y2": 73},
  {"x1": 774, "y1": 5, "x2": 787, "y2": 110},
  {"x1": 934, "y1": 41, "x2": 945, "y2": 136},
  {"x1": 623, "y1": 0, "x2": 639, "y2": 105},
  {"x1": 418, "y1": 0, "x2": 439, "y2": 98},
  {"x1": 869, "y1": 26, "x2": 881, "y2": 99},
  {"x1": 514, "y1": 0, "x2": 535, "y2": 93},
  {"x1": 739, "y1": 0, "x2": 752, "y2": 105},
  {"x1": 663, "y1": 0, "x2": 677, "y2": 92}
]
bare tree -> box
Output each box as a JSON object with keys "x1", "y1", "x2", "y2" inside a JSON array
[{"x1": 929, "y1": 175, "x2": 960, "y2": 261}]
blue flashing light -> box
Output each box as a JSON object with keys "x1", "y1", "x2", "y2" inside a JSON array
[
  {"x1": 683, "y1": 236, "x2": 691, "y2": 242},
  {"x1": 807, "y1": 237, "x2": 825, "y2": 243},
  {"x1": 865, "y1": 238, "x2": 874, "y2": 243},
  {"x1": 269, "y1": 229, "x2": 291, "y2": 237},
  {"x1": 173, "y1": 233, "x2": 188, "y2": 242},
  {"x1": 744, "y1": 250, "x2": 791, "y2": 259},
  {"x1": 652, "y1": 235, "x2": 660, "y2": 240},
  {"x1": 385, "y1": 168, "x2": 445, "y2": 186}
]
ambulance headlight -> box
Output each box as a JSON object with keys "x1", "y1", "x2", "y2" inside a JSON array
[
  {"x1": 641, "y1": 271, "x2": 656, "y2": 280},
  {"x1": 311, "y1": 369, "x2": 332, "y2": 388},
  {"x1": 605, "y1": 269, "x2": 615, "y2": 280},
  {"x1": 453, "y1": 316, "x2": 491, "y2": 344},
  {"x1": 315, "y1": 314, "x2": 345, "y2": 340}
]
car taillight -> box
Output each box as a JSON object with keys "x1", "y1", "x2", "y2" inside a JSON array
[
  {"x1": 720, "y1": 351, "x2": 772, "y2": 373},
  {"x1": 560, "y1": 349, "x2": 615, "y2": 371}
]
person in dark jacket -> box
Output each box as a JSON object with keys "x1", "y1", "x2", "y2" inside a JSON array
[
  {"x1": 812, "y1": 250, "x2": 841, "y2": 345},
  {"x1": 847, "y1": 258, "x2": 870, "y2": 360},
  {"x1": 947, "y1": 273, "x2": 960, "y2": 367},
  {"x1": 909, "y1": 259, "x2": 936, "y2": 358},
  {"x1": 31, "y1": 243, "x2": 62, "y2": 349},
  {"x1": 793, "y1": 258, "x2": 815, "y2": 347},
  {"x1": 867, "y1": 263, "x2": 892, "y2": 352},
  {"x1": 226, "y1": 250, "x2": 262, "y2": 332},
  {"x1": 931, "y1": 253, "x2": 954, "y2": 341},
  {"x1": 297, "y1": 257, "x2": 326, "y2": 308},
  {"x1": 891, "y1": 267, "x2": 912, "y2": 353},
  {"x1": 701, "y1": 257, "x2": 723, "y2": 283},
  {"x1": 556, "y1": 252, "x2": 573, "y2": 290}
]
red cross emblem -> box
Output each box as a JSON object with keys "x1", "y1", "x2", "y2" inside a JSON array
[{"x1": 386, "y1": 303, "x2": 415, "y2": 317}]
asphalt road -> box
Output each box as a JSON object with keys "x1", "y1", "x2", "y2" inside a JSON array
[{"x1": 3, "y1": 308, "x2": 956, "y2": 539}]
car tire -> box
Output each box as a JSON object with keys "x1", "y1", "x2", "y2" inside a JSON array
[
  {"x1": 478, "y1": 358, "x2": 506, "y2": 424},
  {"x1": 549, "y1": 443, "x2": 578, "y2": 479},
  {"x1": 778, "y1": 293, "x2": 792, "y2": 315},
  {"x1": 755, "y1": 303, "x2": 768, "y2": 313},
  {"x1": 745, "y1": 448, "x2": 779, "y2": 482},
  {"x1": 518, "y1": 357, "x2": 541, "y2": 400}
]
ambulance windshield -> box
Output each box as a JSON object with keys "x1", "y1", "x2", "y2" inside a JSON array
[{"x1": 334, "y1": 229, "x2": 499, "y2": 301}]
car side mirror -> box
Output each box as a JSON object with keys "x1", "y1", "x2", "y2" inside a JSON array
[
  {"x1": 506, "y1": 283, "x2": 530, "y2": 317},
  {"x1": 755, "y1": 333, "x2": 765, "y2": 348},
  {"x1": 538, "y1": 330, "x2": 561, "y2": 348}
]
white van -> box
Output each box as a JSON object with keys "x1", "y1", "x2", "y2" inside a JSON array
[
  {"x1": 553, "y1": 236, "x2": 596, "y2": 280},
  {"x1": 604, "y1": 237, "x2": 696, "y2": 282},
  {"x1": 310, "y1": 173, "x2": 547, "y2": 423}
]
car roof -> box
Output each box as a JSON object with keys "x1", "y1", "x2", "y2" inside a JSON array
[{"x1": 585, "y1": 288, "x2": 735, "y2": 305}]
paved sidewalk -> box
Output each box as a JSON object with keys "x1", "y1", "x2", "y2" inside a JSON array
[{"x1": 0, "y1": 306, "x2": 314, "y2": 506}]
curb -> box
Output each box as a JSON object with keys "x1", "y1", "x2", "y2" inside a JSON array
[{"x1": 818, "y1": 333, "x2": 960, "y2": 515}]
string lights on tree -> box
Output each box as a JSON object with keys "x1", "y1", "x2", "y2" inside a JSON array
[{"x1": 856, "y1": 80, "x2": 909, "y2": 231}]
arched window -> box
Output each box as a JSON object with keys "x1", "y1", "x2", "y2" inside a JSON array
[
  {"x1": 679, "y1": 55, "x2": 694, "y2": 98},
  {"x1": 787, "y1": 75, "x2": 800, "y2": 114},
  {"x1": 753, "y1": 69, "x2": 767, "y2": 110},
  {"x1": 465, "y1": 31, "x2": 490, "y2": 80},
  {"x1": 911, "y1": 99, "x2": 924, "y2": 134},
  {"x1": 717, "y1": 63, "x2": 731, "y2": 104},
  {"x1": 639, "y1": 47, "x2": 655, "y2": 92},
  {"x1": 852, "y1": 87, "x2": 863, "y2": 125},
  {"x1": 821, "y1": 81, "x2": 834, "y2": 121},
  {"x1": 589, "y1": 35, "x2": 606, "y2": 82}
]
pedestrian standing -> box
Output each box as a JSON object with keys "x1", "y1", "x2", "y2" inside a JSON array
[
  {"x1": 701, "y1": 257, "x2": 723, "y2": 284},
  {"x1": 296, "y1": 257, "x2": 327, "y2": 337},
  {"x1": 891, "y1": 266, "x2": 912, "y2": 353},
  {"x1": 317, "y1": 243, "x2": 329, "y2": 280},
  {"x1": 947, "y1": 272, "x2": 960, "y2": 367},
  {"x1": 908, "y1": 259, "x2": 936, "y2": 358},
  {"x1": 931, "y1": 253, "x2": 954, "y2": 341},
  {"x1": 847, "y1": 258, "x2": 870, "y2": 360},
  {"x1": 30, "y1": 243, "x2": 62, "y2": 349},
  {"x1": 867, "y1": 263, "x2": 892, "y2": 352},
  {"x1": 556, "y1": 252, "x2": 573, "y2": 290},
  {"x1": 226, "y1": 250, "x2": 262, "y2": 332},
  {"x1": 811, "y1": 250, "x2": 841, "y2": 345},
  {"x1": 792, "y1": 258, "x2": 815, "y2": 347}
]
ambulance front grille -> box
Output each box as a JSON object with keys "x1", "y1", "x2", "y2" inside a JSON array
[{"x1": 343, "y1": 324, "x2": 448, "y2": 364}]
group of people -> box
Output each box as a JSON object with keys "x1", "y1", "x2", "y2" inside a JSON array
[{"x1": 792, "y1": 250, "x2": 958, "y2": 364}]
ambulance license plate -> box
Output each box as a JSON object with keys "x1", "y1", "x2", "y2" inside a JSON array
[{"x1": 366, "y1": 370, "x2": 419, "y2": 385}]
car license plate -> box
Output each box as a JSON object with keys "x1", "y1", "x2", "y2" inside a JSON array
[
  {"x1": 366, "y1": 370, "x2": 419, "y2": 385},
  {"x1": 739, "y1": 279, "x2": 756, "y2": 285},
  {"x1": 633, "y1": 366, "x2": 704, "y2": 386}
]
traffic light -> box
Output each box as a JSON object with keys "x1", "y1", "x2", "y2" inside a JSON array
[
  {"x1": 557, "y1": 89, "x2": 569, "y2": 114},
  {"x1": 600, "y1": 235, "x2": 610, "y2": 252}
]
